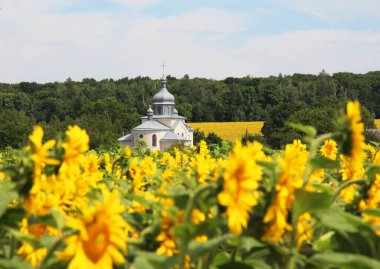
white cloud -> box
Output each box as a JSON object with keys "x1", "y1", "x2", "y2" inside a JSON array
[
  {"x1": 0, "y1": 1, "x2": 379, "y2": 83},
  {"x1": 233, "y1": 29, "x2": 380, "y2": 77},
  {"x1": 144, "y1": 8, "x2": 249, "y2": 34},
  {"x1": 272, "y1": 0, "x2": 380, "y2": 22},
  {"x1": 108, "y1": 0, "x2": 162, "y2": 8}
]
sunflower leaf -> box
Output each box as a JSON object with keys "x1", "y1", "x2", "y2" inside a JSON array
[{"x1": 294, "y1": 189, "x2": 332, "y2": 217}]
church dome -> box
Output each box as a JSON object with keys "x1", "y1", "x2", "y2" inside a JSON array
[{"x1": 152, "y1": 77, "x2": 175, "y2": 105}]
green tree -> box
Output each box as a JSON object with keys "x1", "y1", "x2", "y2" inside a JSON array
[{"x1": 0, "y1": 109, "x2": 35, "y2": 149}]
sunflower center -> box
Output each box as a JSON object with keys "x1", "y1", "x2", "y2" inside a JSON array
[
  {"x1": 325, "y1": 144, "x2": 333, "y2": 155},
  {"x1": 83, "y1": 218, "x2": 110, "y2": 263},
  {"x1": 28, "y1": 223, "x2": 48, "y2": 238}
]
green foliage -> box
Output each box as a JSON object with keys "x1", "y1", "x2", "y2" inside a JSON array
[
  {"x1": 193, "y1": 129, "x2": 223, "y2": 146},
  {"x1": 0, "y1": 109, "x2": 35, "y2": 149},
  {"x1": 263, "y1": 97, "x2": 376, "y2": 149},
  {"x1": 1, "y1": 71, "x2": 380, "y2": 149},
  {"x1": 241, "y1": 132, "x2": 266, "y2": 145}
]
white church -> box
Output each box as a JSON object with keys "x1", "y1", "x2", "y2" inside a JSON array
[{"x1": 118, "y1": 75, "x2": 193, "y2": 151}]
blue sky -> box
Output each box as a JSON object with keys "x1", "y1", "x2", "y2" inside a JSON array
[{"x1": 0, "y1": 0, "x2": 379, "y2": 82}]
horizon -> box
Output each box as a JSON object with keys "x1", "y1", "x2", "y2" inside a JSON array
[
  {"x1": 2, "y1": 69, "x2": 380, "y2": 84},
  {"x1": 1, "y1": 0, "x2": 380, "y2": 83}
]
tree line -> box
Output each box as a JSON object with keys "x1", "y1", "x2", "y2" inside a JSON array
[{"x1": 1, "y1": 70, "x2": 380, "y2": 149}]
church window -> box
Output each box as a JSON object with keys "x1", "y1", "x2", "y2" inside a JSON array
[
  {"x1": 152, "y1": 134, "x2": 157, "y2": 147},
  {"x1": 139, "y1": 134, "x2": 144, "y2": 139}
]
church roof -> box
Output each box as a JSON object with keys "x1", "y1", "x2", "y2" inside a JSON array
[
  {"x1": 140, "y1": 115, "x2": 185, "y2": 120},
  {"x1": 117, "y1": 133, "x2": 132, "y2": 142},
  {"x1": 152, "y1": 77, "x2": 175, "y2": 105},
  {"x1": 132, "y1": 119, "x2": 171, "y2": 131},
  {"x1": 160, "y1": 132, "x2": 189, "y2": 141},
  {"x1": 172, "y1": 120, "x2": 194, "y2": 132}
]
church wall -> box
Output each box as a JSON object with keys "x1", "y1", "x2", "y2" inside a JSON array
[
  {"x1": 174, "y1": 121, "x2": 193, "y2": 145},
  {"x1": 160, "y1": 141, "x2": 174, "y2": 151},
  {"x1": 120, "y1": 141, "x2": 133, "y2": 148},
  {"x1": 132, "y1": 130, "x2": 167, "y2": 150}
]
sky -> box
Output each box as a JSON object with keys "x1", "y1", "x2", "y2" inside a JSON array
[{"x1": 0, "y1": 0, "x2": 380, "y2": 83}]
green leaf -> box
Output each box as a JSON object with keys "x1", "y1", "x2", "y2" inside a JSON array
[
  {"x1": 310, "y1": 155, "x2": 340, "y2": 170},
  {"x1": 123, "y1": 193, "x2": 152, "y2": 209},
  {"x1": 310, "y1": 253, "x2": 380, "y2": 269},
  {"x1": 132, "y1": 252, "x2": 177, "y2": 269},
  {"x1": 287, "y1": 122, "x2": 317, "y2": 137},
  {"x1": 316, "y1": 207, "x2": 379, "y2": 256},
  {"x1": 0, "y1": 180, "x2": 18, "y2": 218},
  {"x1": 257, "y1": 161, "x2": 276, "y2": 171},
  {"x1": 1, "y1": 227, "x2": 42, "y2": 248},
  {"x1": 317, "y1": 207, "x2": 365, "y2": 233},
  {"x1": 366, "y1": 165, "x2": 380, "y2": 180},
  {"x1": 212, "y1": 252, "x2": 230, "y2": 267},
  {"x1": 245, "y1": 259, "x2": 272, "y2": 269},
  {"x1": 188, "y1": 234, "x2": 233, "y2": 259},
  {"x1": 294, "y1": 189, "x2": 332, "y2": 217},
  {"x1": 172, "y1": 193, "x2": 189, "y2": 210},
  {"x1": 0, "y1": 257, "x2": 33, "y2": 269},
  {"x1": 0, "y1": 207, "x2": 25, "y2": 229},
  {"x1": 239, "y1": 237, "x2": 266, "y2": 254},
  {"x1": 218, "y1": 261, "x2": 252, "y2": 269},
  {"x1": 313, "y1": 231, "x2": 335, "y2": 252},
  {"x1": 361, "y1": 208, "x2": 380, "y2": 218},
  {"x1": 50, "y1": 209, "x2": 67, "y2": 230}
]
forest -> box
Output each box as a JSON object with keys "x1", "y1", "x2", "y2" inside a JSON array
[{"x1": 1, "y1": 70, "x2": 380, "y2": 149}]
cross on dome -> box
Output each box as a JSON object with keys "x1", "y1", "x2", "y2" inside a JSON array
[{"x1": 161, "y1": 63, "x2": 166, "y2": 77}]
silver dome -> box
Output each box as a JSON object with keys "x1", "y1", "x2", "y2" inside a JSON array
[{"x1": 152, "y1": 78, "x2": 175, "y2": 104}]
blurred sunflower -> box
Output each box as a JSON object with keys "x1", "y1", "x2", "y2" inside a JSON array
[
  {"x1": 217, "y1": 141, "x2": 266, "y2": 235},
  {"x1": 28, "y1": 126, "x2": 59, "y2": 175},
  {"x1": 60, "y1": 191, "x2": 126, "y2": 269},
  {"x1": 62, "y1": 125, "x2": 89, "y2": 165},
  {"x1": 263, "y1": 140, "x2": 309, "y2": 243},
  {"x1": 337, "y1": 101, "x2": 366, "y2": 202}
]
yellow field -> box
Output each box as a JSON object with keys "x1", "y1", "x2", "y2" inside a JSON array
[
  {"x1": 188, "y1": 121, "x2": 264, "y2": 141},
  {"x1": 189, "y1": 119, "x2": 380, "y2": 141},
  {"x1": 376, "y1": 119, "x2": 380, "y2": 128}
]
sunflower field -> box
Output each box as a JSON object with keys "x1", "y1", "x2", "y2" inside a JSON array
[
  {"x1": 1, "y1": 101, "x2": 380, "y2": 269},
  {"x1": 375, "y1": 119, "x2": 380, "y2": 129},
  {"x1": 188, "y1": 121, "x2": 264, "y2": 141}
]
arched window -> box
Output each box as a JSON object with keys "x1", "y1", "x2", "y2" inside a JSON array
[{"x1": 152, "y1": 134, "x2": 157, "y2": 147}]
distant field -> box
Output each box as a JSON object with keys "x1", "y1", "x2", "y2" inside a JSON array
[
  {"x1": 189, "y1": 119, "x2": 380, "y2": 142},
  {"x1": 188, "y1": 121, "x2": 264, "y2": 141},
  {"x1": 376, "y1": 119, "x2": 380, "y2": 129}
]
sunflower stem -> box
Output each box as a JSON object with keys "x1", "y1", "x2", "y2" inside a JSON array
[
  {"x1": 9, "y1": 235, "x2": 16, "y2": 258},
  {"x1": 230, "y1": 246, "x2": 238, "y2": 262},
  {"x1": 303, "y1": 133, "x2": 334, "y2": 188},
  {"x1": 178, "y1": 184, "x2": 213, "y2": 269},
  {"x1": 286, "y1": 253, "x2": 296, "y2": 269}
]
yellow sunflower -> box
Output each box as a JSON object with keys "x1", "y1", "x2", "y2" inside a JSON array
[
  {"x1": 359, "y1": 151, "x2": 380, "y2": 234},
  {"x1": 263, "y1": 140, "x2": 309, "y2": 243},
  {"x1": 338, "y1": 101, "x2": 366, "y2": 202},
  {"x1": 28, "y1": 126, "x2": 59, "y2": 175},
  {"x1": 60, "y1": 191, "x2": 127, "y2": 269},
  {"x1": 217, "y1": 141, "x2": 266, "y2": 235},
  {"x1": 346, "y1": 101, "x2": 366, "y2": 171},
  {"x1": 320, "y1": 139, "x2": 337, "y2": 160},
  {"x1": 62, "y1": 125, "x2": 89, "y2": 164}
]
